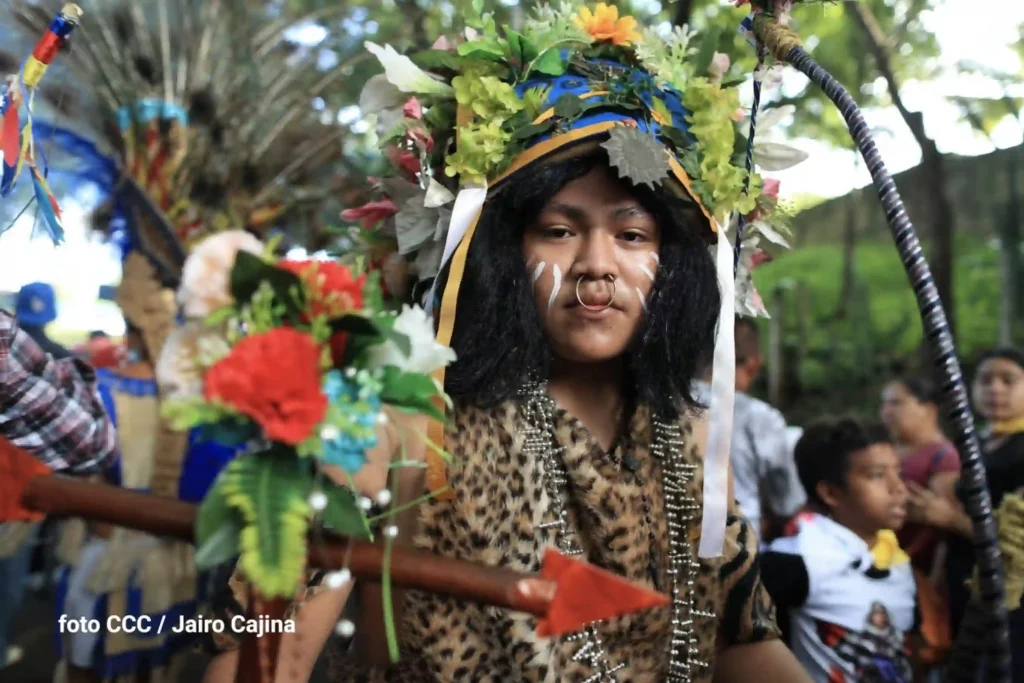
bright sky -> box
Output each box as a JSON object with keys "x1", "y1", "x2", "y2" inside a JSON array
[{"x1": 1, "y1": 0, "x2": 1021, "y2": 336}]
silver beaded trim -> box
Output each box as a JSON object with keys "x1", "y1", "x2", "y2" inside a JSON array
[{"x1": 520, "y1": 382, "x2": 704, "y2": 681}]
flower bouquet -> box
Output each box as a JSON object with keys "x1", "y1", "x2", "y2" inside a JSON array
[{"x1": 160, "y1": 230, "x2": 455, "y2": 599}]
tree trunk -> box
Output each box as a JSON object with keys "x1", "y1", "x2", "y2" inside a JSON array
[
  {"x1": 837, "y1": 186, "x2": 860, "y2": 319},
  {"x1": 847, "y1": 2, "x2": 958, "y2": 341},
  {"x1": 999, "y1": 153, "x2": 1022, "y2": 345}
]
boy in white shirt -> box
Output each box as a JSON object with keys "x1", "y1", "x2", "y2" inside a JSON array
[{"x1": 761, "y1": 416, "x2": 918, "y2": 682}]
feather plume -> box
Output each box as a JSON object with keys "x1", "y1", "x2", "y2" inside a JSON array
[{"x1": 7, "y1": 0, "x2": 355, "y2": 276}]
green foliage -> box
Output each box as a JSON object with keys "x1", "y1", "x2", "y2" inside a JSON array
[
  {"x1": 682, "y1": 77, "x2": 758, "y2": 217},
  {"x1": 379, "y1": 365, "x2": 448, "y2": 423},
  {"x1": 219, "y1": 451, "x2": 311, "y2": 598},
  {"x1": 230, "y1": 251, "x2": 306, "y2": 324},
  {"x1": 194, "y1": 479, "x2": 243, "y2": 570},
  {"x1": 162, "y1": 397, "x2": 244, "y2": 432},
  {"x1": 751, "y1": 238, "x2": 1010, "y2": 422},
  {"x1": 319, "y1": 483, "x2": 373, "y2": 538}
]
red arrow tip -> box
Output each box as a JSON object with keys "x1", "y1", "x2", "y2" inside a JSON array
[{"x1": 536, "y1": 548, "x2": 671, "y2": 637}]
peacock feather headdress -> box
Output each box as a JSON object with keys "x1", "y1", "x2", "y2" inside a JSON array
[{"x1": 3, "y1": 0, "x2": 362, "y2": 287}]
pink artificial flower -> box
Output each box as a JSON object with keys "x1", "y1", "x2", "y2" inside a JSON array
[
  {"x1": 408, "y1": 127, "x2": 434, "y2": 153},
  {"x1": 750, "y1": 249, "x2": 773, "y2": 268},
  {"x1": 340, "y1": 198, "x2": 399, "y2": 228},
  {"x1": 387, "y1": 147, "x2": 422, "y2": 176},
  {"x1": 403, "y1": 97, "x2": 423, "y2": 120},
  {"x1": 762, "y1": 178, "x2": 781, "y2": 199},
  {"x1": 432, "y1": 36, "x2": 453, "y2": 51},
  {"x1": 709, "y1": 52, "x2": 731, "y2": 82}
]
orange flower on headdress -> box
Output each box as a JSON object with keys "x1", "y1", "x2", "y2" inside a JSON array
[{"x1": 574, "y1": 4, "x2": 641, "y2": 47}]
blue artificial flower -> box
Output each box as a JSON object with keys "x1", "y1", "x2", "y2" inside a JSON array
[{"x1": 320, "y1": 370, "x2": 382, "y2": 474}]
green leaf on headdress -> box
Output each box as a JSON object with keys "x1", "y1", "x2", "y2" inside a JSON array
[
  {"x1": 660, "y1": 125, "x2": 691, "y2": 153},
  {"x1": 553, "y1": 93, "x2": 585, "y2": 120},
  {"x1": 504, "y1": 27, "x2": 539, "y2": 67},
  {"x1": 530, "y1": 49, "x2": 567, "y2": 77},
  {"x1": 411, "y1": 50, "x2": 471, "y2": 72},
  {"x1": 651, "y1": 97, "x2": 673, "y2": 127},
  {"x1": 693, "y1": 26, "x2": 723, "y2": 78},
  {"x1": 472, "y1": 0, "x2": 484, "y2": 15},
  {"x1": 457, "y1": 38, "x2": 506, "y2": 62},
  {"x1": 601, "y1": 125, "x2": 672, "y2": 190},
  {"x1": 424, "y1": 100, "x2": 457, "y2": 130},
  {"x1": 510, "y1": 120, "x2": 556, "y2": 142}
]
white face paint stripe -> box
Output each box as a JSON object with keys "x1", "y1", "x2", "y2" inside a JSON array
[
  {"x1": 650, "y1": 252, "x2": 660, "y2": 264},
  {"x1": 635, "y1": 287, "x2": 647, "y2": 311},
  {"x1": 639, "y1": 264, "x2": 656, "y2": 282},
  {"x1": 531, "y1": 261, "x2": 546, "y2": 286},
  {"x1": 547, "y1": 264, "x2": 562, "y2": 319}
]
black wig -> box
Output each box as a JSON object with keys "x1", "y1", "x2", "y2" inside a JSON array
[{"x1": 434, "y1": 152, "x2": 721, "y2": 420}]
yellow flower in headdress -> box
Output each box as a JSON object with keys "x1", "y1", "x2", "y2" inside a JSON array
[{"x1": 574, "y1": 3, "x2": 642, "y2": 47}]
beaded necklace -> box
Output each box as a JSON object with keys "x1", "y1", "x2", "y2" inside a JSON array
[{"x1": 520, "y1": 381, "x2": 704, "y2": 682}]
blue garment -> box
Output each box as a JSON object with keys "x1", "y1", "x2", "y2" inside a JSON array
[
  {"x1": 0, "y1": 525, "x2": 39, "y2": 667},
  {"x1": 55, "y1": 369, "x2": 242, "y2": 678}
]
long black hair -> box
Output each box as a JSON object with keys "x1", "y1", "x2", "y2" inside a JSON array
[{"x1": 433, "y1": 151, "x2": 720, "y2": 420}]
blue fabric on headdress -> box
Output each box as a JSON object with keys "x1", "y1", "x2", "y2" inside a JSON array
[
  {"x1": 28, "y1": 121, "x2": 136, "y2": 262},
  {"x1": 514, "y1": 58, "x2": 695, "y2": 149},
  {"x1": 15, "y1": 281, "x2": 57, "y2": 326}
]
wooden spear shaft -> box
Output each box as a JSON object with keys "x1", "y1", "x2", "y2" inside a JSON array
[
  {"x1": 22, "y1": 474, "x2": 557, "y2": 683},
  {"x1": 20, "y1": 475, "x2": 555, "y2": 614}
]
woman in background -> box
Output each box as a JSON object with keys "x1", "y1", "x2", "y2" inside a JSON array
[
  {"x1": 907, "y1": 348, "x2": 1024, "y2": 679},
  {"x1": 880, "y1": 376, "x2": 959, "y2": 576}
]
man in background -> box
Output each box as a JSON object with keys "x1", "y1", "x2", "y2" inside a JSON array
[
  {"x1": 0, "y1": 297, "x2": 117, "y2": 668},
  {"x1": 14, "y1": 282, "x2": 70, "y2": 360},
  {"x1": 729, "y1": 318, "x2": 806, "y2": 543}
]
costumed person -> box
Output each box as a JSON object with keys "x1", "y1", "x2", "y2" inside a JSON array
[
  {"x1": 906, "y1": 347, "x2": 1024, "y2": 680},
  {"x1": 52, "y1": 251, "x2": 246, "y2": 683},
  {"x1": 761, "y1": 416, "x2": 917, "y2": 683},
  {"x1": 0, "y1": 2, "x2": 364, "y2": 681},
  {"x1": 203, "y1": 3, "x2": 813, "y2": 681}
]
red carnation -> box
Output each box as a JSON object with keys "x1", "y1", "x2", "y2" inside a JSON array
[
  {"x1": 277, "y1": 259, "x2": 366, "y2": 319},
  {"x1": 203, "y1": 328, "x2": 327, "y2": 445}
]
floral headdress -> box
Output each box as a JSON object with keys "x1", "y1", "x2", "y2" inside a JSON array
[{"x1": 348, "y1": 1, "x2": 807, "y2": 557}]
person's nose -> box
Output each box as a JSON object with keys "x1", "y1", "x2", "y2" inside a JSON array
[{"x1": 570, "y1": 230, "x2": 619, "y2": 282}]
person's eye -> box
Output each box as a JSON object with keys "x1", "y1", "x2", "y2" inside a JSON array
[
  {"x1": 542, "y1": 225, "x2": 573, "y2": 239},
  {"x1": 619, "y1": 230, "x2": 648, "y2": 242}
]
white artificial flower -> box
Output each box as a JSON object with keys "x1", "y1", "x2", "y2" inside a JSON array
[
  {"x1": 364, "y1": 42, "x2": 454, "y2": 97},
  {"x1": 358, "y1": 73, "x2": 406, "y2": 115},
  {"x1": 155, "y1": 322, "x2": 229, "y2": 400},
  {"x1": 178, "y1": 230, "x2": 264, "y2": 319},
  {"x1": 366, "y1": 304, "x2": 456, "y2": 374}
]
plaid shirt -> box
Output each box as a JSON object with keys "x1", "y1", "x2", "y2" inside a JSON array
[{"x1": 0, "y1": 311, "x2": 116, "y2": 472}]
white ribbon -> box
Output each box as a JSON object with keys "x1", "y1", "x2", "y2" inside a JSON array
[
  {"x1": 426, "y1": 183, "x2": 488, "y2": 313},
  {"x1": 698, "y1": 229, "x2": 736, "y2": 559}
]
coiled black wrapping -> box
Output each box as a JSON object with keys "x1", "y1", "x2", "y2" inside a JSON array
[{"x1": 785, "y1": 45, "x2": 1011, "y2": 681}]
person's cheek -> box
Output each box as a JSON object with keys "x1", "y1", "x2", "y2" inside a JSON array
[
  {"x1": 624, "y1": 252, "x2": 658, "y2": 311},
  {"x1": 527, "y1": 257, "x2": 566, "y2": 320}
]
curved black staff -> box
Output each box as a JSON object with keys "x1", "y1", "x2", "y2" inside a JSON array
[{"x1": 747, "y1": 8, "x2": 1010, "y2": 682}]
